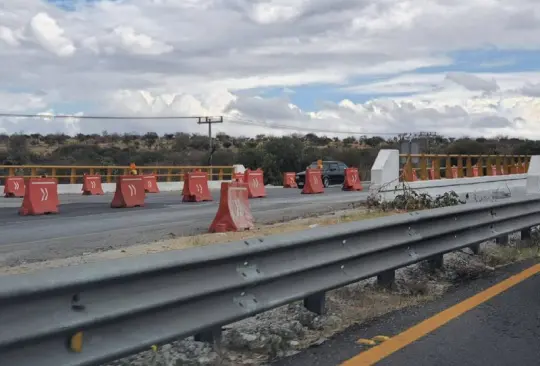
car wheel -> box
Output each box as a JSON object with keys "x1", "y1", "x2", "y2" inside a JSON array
[{"x1": 323, "y1": 177, "x2": 330, "y2": 188}]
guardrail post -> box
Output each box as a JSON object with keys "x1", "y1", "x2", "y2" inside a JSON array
[
  {"x1": 519, "y1": 228, "x2": 533, "y2": 248},
  {"x1": 445, "y1": 156, "x2": 452, "y2": 178},
  {"x1": 194, "y1": 326, "x2": 222, "y2": 345},
  {"x1": 478, "y1": 157, "x2": 484, "y2": 176},
  {"x1": 70, "y1": 168, "x2": 76, "y2": 184},
  {"x1": 504, "y1": 156, "x2": 510, "y2": 175},
  {"x1": 486, "y1": 157, "x2": 492, "y2": 175},
  {"x1": 457, "y1": 157, "x2": 464, "y2": 178},
  {"x1": 521, "y1": 227, "x2": 532, "y2": 240},
  {"x1": 377, "y1": 270, "x2": 395, "y2": 289},
  {"x1": 434, "y1": 156, "x2": 441, "y2": 179},
  {"x1": 427, "y1": 254, "x2": 444, "y2": 271},
  {"x1": 470, "y1": 243, "x2": 480, "y2": 254},
  {"x1": 419, "y1": 154, "x2": 427, "y2": 180},
  {"x1": 466, "y1": 156, "x2": 473, "y2": 177},
  {"x1": 496, "y1": 235, "x2": 509, "y2": 245},
  {"x1": 304, "y1": 291, "x2": 326, "y2": 315},
  {"x1": 107, "y1": 168, "x2": 112, "y2": 183}
]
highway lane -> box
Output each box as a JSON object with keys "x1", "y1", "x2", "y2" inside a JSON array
[
  {"x1": 0, "y1": 187, "x2": 370, "y2": 266},
  {"x1": 273, "y1": 259, "x2": 540, "y2": 366}
]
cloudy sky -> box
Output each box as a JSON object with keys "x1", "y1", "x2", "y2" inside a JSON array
[{"x1": 2, "y1": 0, "x2": 540, "y2": 138}]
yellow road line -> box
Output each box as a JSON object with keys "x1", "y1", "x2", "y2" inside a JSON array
[{"x1": 342, "y1": 263, "x2": 540, "y2": 366}]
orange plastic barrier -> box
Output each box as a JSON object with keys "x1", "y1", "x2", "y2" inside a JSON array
[
  {"x1": 411, "y1": 169, "x2": 418, "y2": 181},
  {"x1": 302, "y1": 168, "x2": 324, "y2": 194},
  {"x1": 244, "y1": 169, "x2": 266, "y2": 198},
  {"x1": 82, "y1": 174, "x2": 104, "y2": 195},
  {"x1": 19, "y1": 178, "x2": 59, "y2": 215},
  {"x1": 342, "y1": 168, "x2": 363, "y2": 191},
  {"x1": 429, "y1": 168, "x2": 435, "y2": 180},
  {"x1": 209, "y1": 181, "x2": 254, "y2": 232},
  {"x1": 233, "y1": 172, "x2": 245, "y2": 183},
  {"x1": 472, "y1": 165, "x2": 479, "y2": 177},
  {"x1": 451, "y1": 166, "x2": 458, "y2": 178},
  {"x1": 182, "y1": 171, "x2": 212, "y2": 202},
  {"x1": 111, "y1": 176, "x2": 145, "y2": 208},
  {"x1": 143, "y1": 175, "x2": 160, "y2": 193},
  {"x1": 491, "y1": 165, "x2": 497, "y2": 176},
  {"x1": 4, "y1": 177, "x2": 25, "y2": 197},
  {"x1": 283, "y1": 172, "x2": 297, "y2": 188}
]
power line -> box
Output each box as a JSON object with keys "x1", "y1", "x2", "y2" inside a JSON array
[
  {"x1": 226, "y1": 116, "x2": 418, "y2": 136},
  {"x1": 0, "y1": 111, "x2": 432, "y2": 137},
  {"x1": 0, "y1": 113, "x2": 221, "y2": 120}
]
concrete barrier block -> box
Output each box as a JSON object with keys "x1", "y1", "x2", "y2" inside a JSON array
[{"x1": 370, "y1": 149, "x2": 399, "y2": 193}]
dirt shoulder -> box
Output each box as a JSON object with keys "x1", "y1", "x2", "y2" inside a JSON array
[{"x1": 0, "y1": 206, "x2": 392, "y2": 276}]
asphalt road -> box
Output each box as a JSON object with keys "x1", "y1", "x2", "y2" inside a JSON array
[
  {"x1": 273, "y1": 259, "x2": 540, "y2": 366},
  {"x1": 0, "y1": 187, "x2": 370, "y2": 266}
]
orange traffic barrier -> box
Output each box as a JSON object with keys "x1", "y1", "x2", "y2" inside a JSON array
[
  {"x1": 111, "y1": 176, "x2": 145, "y2": 208},
  {"x1": 4, "y1": 177, "x2": 25, "y2": 197},
  {"x1": 82, "y1": 174, "x2": 104, "y2": 195},
  {"x1": 182, "y1": 171, "x2": 212, "y2": 202},
  {"x1": 283, "y1": 172, "x2": 297, "y2": 188},
  {"x1": 143, "y1": 175, "x2": 160, "y2": 193},
  {"x1": 491, "y1": 165, "x2": 497, "y2": 176},
  {"x1": 411, "y1": 169, "x2": 418, "y2": 181},
  {"x1": 451, "y1": 166, "x2": 458, "y2": 178},
  {"x1": 233, "y1": 172, "x2": 245, "y2": 183},
  {"x1": 244, "y1": 169, "x2": 266, "y2": 198},
  {"x1": 342, "y1": 168, "x2": 363, "y2": 191},
  {"x1": 302, "y1": 168, "x2": 324, "y2": 194},
  {"x1": 19, "y1": 177, "x2": 59, "y2": 215},
  {"x1": 209, "y1": 181, "x2": 254, "y2": 233},
  {"x1": 472, "y1": 165, "x2": 479, "y2": 177}
]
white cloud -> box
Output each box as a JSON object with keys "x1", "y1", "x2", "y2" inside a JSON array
[
  {"x1": 82, "y1": 26, "x2": 173, "y2": 55},
  {"x1": 0, "y1": 26, "x2": 21, "y2": 46},
  {"x1": 29, "y1": 12, "x2": 75, "y2": 57},
  {"x1": 445, "y1": 72, "x2": 500, "y2": 93},
  {"x1": 3, "y1": 0, "x2": 540, "y2": 139}
]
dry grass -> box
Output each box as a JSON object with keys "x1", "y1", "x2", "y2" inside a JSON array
[
  {"x1": 481, "y1": 239, "x2": 540, "y2": 268},
  {"x1": 0, "y1": 207, "x2": 394, "y2": 276}
]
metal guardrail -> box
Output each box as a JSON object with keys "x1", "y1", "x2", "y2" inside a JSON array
[
  {"x1": 400, "y1": 154, "x2": 530, "y2": 181},
  {"x1": 0, "y1": 165, "x2": 234, "y2": 184},
  {"x1": 1, "y1": 197, "x2": 540, "y2": 365}
]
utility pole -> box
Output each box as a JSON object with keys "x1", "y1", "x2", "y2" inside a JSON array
[{"x1": 197, "y1": 116, "x2": 223, "y2": 166}]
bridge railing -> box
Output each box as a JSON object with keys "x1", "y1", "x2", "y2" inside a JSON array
[
  {"x1": 0, "y1": 165, "x2": 234, "y2": 184},
  {"x1": 399, "y1": 154, "x2": 531, "y2": 182}
]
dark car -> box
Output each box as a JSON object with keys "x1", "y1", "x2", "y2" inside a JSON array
[{"x1": 295, "y1": 160, "x2": 348, "y2": 188}]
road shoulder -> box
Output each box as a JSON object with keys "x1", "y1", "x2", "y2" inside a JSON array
[{"x1": 272, "y1": 258, "x2": 540, "y2": 366}]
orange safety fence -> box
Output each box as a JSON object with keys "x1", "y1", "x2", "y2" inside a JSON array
[{"x1": 400, "y1": 154, "x2": 530, "y2": 182}]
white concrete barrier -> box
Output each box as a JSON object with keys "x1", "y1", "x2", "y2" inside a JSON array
[
  {"x1": 232, "y1": 164, "x2": 246, "y2": 174},
  {"x1": 370, "y1": 149, "x2": 537, "y2": 201}
]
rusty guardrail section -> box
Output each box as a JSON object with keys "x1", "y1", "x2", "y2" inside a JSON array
[
  {"x1": 399, "y1": 154, "x2": 530, "y2": 182},
  {"x1": 0, "y1": 165, "x2": 234, "y2": 184}
]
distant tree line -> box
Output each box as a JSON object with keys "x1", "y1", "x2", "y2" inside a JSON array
[{"x1": 1, "y1": 131, "x2": 539, "y2": 184}]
